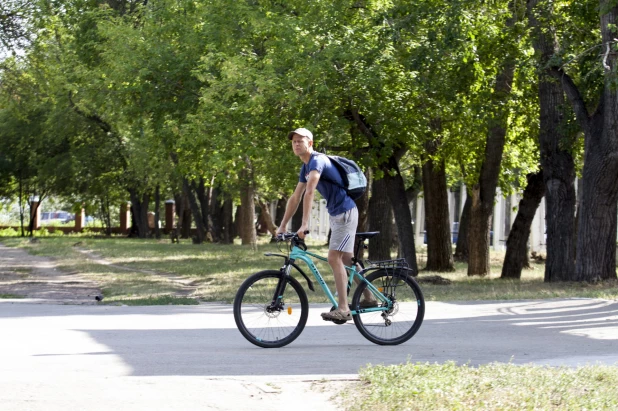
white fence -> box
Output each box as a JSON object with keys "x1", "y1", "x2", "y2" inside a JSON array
[{"x1": 277, "y1": 186, "x2": 550, "y2": 252}]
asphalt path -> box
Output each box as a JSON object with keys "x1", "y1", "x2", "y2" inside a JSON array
[{"x1": 1, "y1": 298, "x2": 617, "y2": 410}]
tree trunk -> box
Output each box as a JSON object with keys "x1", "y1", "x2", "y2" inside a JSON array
[
  {"x1": 574, "y1": 128, "x2": 618, "y2": 281},
  {"x1": 468, "y1": 5, "x2": 517, "y2": 276},
  {"x1": 193, "y1": 177, "x2": 211, "y2": 235},
  {"x1": 353, "y1": 169, "x2": 371, "y2": 260},
  {"x1": 501, "y1": 171, "x2": 545, "y2": 279},
  {"x1": 128, "y1": 188, "x2": 149, "y2": 238},
  {"x1": 173, "y1": 192, "x2": 188, "y2": 239},
  {"x1": 291, "y1": 193, "x2": 304, "y2": 231},
  {"x1": 574, "y1": 177, "x2": 583, "y2": 258},
  {"x1": 256, "y1": 207, "x2": 269, "y2": 235},
  {"x1": 346, "y1": 108, "x2": 418, "y2": 273},
  {"x1": 222, "y1": 196, "x2": 234, "y2": 244},
  {"x1": 574, "y1": 4, "x2": 618, "y2": 281},
  {"x1": 382, "y1": 154, "x2": 418, "y2": 274},
  {"x1": 27, "y1": 199, "x2": 41, "y2": 237},
  {"x1": 239, "y1": 163, "x2": 257, "y2": 249},
  {"x1": 549, "y1": 2, "x2": 618, "y2": 282},
  {"x1": 468, "y1": 186, "x2": 492, "y2": 275},
  {"x1": 454, "y1": 193, "x2": 471, "y2": 262},
  {"x1": 209, "y1": 186, "x2": 223, "y2": 242},
  {"x1": 154, "y1": 185, "x2": 161, "y2": 239},
  {"x1": 183, "y1": 178, "x2": 206, "y2": 244},
  {"x1": 422, "y1": 138, "x2": 454, "y2": 272},
  {"x1": 99, "y1": 196, "x2": 112, "y2": 236},
  {"x1": 257, "y1": 198, "x2": 278, "y2": 237},
  {"x1": 275, "y1": 197, "x2": 286, "y2": 226},
  {"x1": 18, "y1": 176, "x2": 25, "y2": 237},
  {"x1": 528, "y1": 0, "x2": 577, "y2": 282},
  {"x1": 368, "y1": 172, "x2": 393, "y2": 261},
  {"x1": 233, "y1": 204, "x2": 241, "y2": 240}
]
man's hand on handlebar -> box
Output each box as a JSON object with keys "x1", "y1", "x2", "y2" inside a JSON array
[
  {"x1": 275, "y1": 231, "x2": 310, "y2": 242},
  {"x1": 297, "y1": 224, "x2": 309, "y2": 239},
  {"x1": 275, "y1": 225, "x2": 285, "y2": 237}
]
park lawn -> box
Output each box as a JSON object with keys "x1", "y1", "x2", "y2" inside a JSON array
[
  {"x1": 1, "y1": 235, "x2": 618, "y2": 303},
  {"x1": 338, "y1": 361, "x2": 618, "y2": 410}
]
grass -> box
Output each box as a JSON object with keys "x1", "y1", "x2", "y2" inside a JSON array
[
  {"x1": 0, "y1": 235, "x2": 338, "y2": 304},
  {"x1": 342, "y1": 361, "x2": 618, "y2": 410},
  {"x1": 418, "y1": 252, "x2": 618, "y2": 302},
  {"x1": 107, "y1": 296, "x2": 200, "y2": 306},
  {"x1": 1, "y1": 235, "x2": 618, "y2": 304},
  {"x1": 0, "y1": 294, "x2": 25, "y2": 299}
]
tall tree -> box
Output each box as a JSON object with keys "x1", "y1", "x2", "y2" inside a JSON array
[
  {"x1": 501, "y1": 171, "x2": 545, "y2": 279},
  {"x1": 528, "y1": 0, "x2": 577, "y2": 282},
  {"x1": 467, "y1": 0, "x2": 525, "y2": 276},
  {"x1": 422, "y1": 136, "x2": 454, "y2": 271},
  {"x1": 547, "y1": 0, "x2": 618, "y2": 281}
]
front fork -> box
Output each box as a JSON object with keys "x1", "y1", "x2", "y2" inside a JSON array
[{"x1": 268, "y1": 263, "x2": 293, "y2": 311}]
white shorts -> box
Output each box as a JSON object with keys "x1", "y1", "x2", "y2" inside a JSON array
[{"x1": 329, "y1": 207, "x2": 358, "y2": 254}]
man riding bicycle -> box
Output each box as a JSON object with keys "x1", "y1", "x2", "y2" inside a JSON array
[{"x1": 276, "y1": 127, "x2": 359, "y2": 322}]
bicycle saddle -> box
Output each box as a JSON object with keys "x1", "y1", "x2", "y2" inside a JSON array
[{"x1": 355, "y1": 232, "x2": 380, "y2": 241}]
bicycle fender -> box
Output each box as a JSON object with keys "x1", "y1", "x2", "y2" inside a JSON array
[
  {"x1": 290, "y1": 263, "x2": 315, "y2": 292},
  {"x1": 264, "y1": 253, "x2": 315, "y2": 292},
  {"x1": 264, "y1": 252, "x2": 289, "y2": 260}
]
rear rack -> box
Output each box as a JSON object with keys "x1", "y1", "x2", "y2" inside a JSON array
[{"x1": 366, "y1": 258, "x2": 409, "y2": 269}]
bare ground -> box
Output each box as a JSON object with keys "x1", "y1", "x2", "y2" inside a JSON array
[
  {"x1": 73, "y1": 247, "x2": 198, "y2": 296},
  {"x1": 0, "y1": 242, "x2": 101, "y2": 304}
]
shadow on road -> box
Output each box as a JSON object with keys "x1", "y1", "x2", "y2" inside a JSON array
[{"x1": 3, "y1": 299, "x2": 617, "y2": 377}]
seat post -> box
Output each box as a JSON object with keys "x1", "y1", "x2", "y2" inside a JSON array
[{"x1": 352, "y1": 238, "x2": 364, "y2": 266}]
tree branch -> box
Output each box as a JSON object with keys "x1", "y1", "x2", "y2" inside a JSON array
[
  {"x1": 549, "y1": 68, "x2": 591, "y2": 134},
  {"x1": 67, "y1": 91, "x2": 113, "y2": 134}
]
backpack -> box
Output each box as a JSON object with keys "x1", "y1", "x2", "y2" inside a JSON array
[{"x1": 320, "y1": 154, "x2": 367, "y2": 200}]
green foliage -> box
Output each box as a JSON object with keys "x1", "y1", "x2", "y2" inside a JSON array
[
  {"x1": 0, "y1": 227, "x2": 19, "y2": 237},
  {"x1": 0, "y1": 0, "x2": 598, "y2": 213}
]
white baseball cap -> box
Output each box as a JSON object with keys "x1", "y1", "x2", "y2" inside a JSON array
[{"x1": 288, "y1": 128, "x2": 313, "y2": 141}]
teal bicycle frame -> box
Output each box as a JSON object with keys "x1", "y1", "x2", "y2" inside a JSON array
[{"x1": 284, "y1": 244, "x2": 392, "y2": 315}]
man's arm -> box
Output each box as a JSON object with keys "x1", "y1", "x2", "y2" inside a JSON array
[
  {"x1": 276, "y1": 182, "x2": 306, "y2": 235},
  {"x1": 297, "y1": 170, "x2": 320, "y2": 238}
]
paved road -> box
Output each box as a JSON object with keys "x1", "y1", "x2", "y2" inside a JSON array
[{"x1": 1, "y1": 298, "x2": 617, "y2": 410}]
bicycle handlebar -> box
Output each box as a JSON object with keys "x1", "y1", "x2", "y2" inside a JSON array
[
  {"x1": 276, "y1": 231, "x2": 310, "y2": 241},
  {"x1": 276, "y1": 231, "x2": 310, "y2": 251}
]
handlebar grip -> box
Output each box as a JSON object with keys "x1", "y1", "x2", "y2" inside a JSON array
[{"x1": 276, "y1": 231, "x2": 309, "y2": 241}]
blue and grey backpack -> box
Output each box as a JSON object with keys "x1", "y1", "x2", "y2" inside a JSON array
[{"x1": 320, "y1": 153, "x2": 367, "y2": 200}]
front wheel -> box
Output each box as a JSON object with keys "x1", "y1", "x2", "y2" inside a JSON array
[
  {"x1": 234, "y1": 270, "x2": 308, "y2": 348},
  {"x1": 352, "y1": 269, "x2": 425, "y2": 345}
]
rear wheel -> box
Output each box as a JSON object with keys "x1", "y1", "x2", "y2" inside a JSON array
[
  {"x1": 352, "y1": 269, "x2": 424, "y2": 345},
  {"x1": 234, "y1": 270, "x2": 308, "y2": 348}
]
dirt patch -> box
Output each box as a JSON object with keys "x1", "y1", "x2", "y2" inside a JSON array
[
  {"x1": 0, "y1": 243, "x2": 101, "y2": 304},
  {"x1": 73, "y1": 247, "x2": 198, "y2": 296}
]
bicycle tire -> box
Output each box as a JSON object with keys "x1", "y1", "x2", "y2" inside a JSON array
[
  {"x1": 234, "y1": 270, "x2": 309, "y2": 348},
  {"x1": 352, "y1": 269, "x2": 425, "y2": 345}
]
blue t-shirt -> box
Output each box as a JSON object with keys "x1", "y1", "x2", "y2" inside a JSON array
[{"x1": 299, "y1": 152, "x2": 356, "y2": 216}]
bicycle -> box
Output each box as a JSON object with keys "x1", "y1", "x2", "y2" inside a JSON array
[{"x1": 233, "y1": 231, "x2": 425, "y2": 348}]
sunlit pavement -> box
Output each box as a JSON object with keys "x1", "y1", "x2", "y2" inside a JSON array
[{"x1": 1, "y1": 298, "x2": 617, "y2": 410}]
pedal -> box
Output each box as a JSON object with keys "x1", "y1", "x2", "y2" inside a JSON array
[{"x1": 322, "y1": 316, "x2": 348, "y2": 325}]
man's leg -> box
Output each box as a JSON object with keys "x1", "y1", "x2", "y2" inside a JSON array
[
  {"x1": 328, "y1": 249, "x2": 349, "y2": 311},
  {"x1": 342, "y1": 252, "x2": 375, "y2": 302},
  {"x1": 321, "y1": 207, "x2": 358, "y2": 321}
]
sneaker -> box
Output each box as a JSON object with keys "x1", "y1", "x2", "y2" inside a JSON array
[{"x1": 321, "y1": 310, "x2": 352, "y2": 322}]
